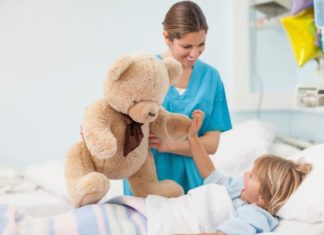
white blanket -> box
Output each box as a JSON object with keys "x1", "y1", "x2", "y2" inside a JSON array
[{"x1": 146, "y1": 184, "x2": 234, "y2": 235}]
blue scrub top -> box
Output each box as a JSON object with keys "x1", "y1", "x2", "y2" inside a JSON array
[{"x1": 123, "y1": 58, "x2": 232, "y2": 195}]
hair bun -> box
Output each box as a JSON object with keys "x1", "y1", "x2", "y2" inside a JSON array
[{"x1": 295, "y1": 159, "x2": 312, "y2": 175}]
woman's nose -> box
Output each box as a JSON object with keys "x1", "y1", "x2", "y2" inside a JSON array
[{"x1": 189, "y1": 47, "x2": 199, "y2": 57}]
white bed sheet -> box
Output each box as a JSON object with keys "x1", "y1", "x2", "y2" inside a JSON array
[
  {"x1": 2, "y1": 119, "x2": 323, "y2": 234},
  {"x1": 0, "y1": 188, "x2": 72, "y2": 217}
]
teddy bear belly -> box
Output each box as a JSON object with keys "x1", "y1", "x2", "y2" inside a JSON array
[{"x1": 92, "y1": 145, "x2": 148, "y2": 179}]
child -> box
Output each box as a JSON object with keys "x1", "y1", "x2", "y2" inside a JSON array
[
  {"x1": 181, "y1": 110, "x2": 313, "y2": 235},
  {"x1": 1, "y1": 111, "x2": 311, "y2": 235}
]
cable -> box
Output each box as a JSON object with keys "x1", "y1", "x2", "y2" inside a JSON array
[{"x1": 250, "y1": 1, "x2": 264, "y2": 120}]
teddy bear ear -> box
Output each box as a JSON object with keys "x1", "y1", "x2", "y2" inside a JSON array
[
  {"x1": 107, "y1": 55, "x2": 135, "y2": 81},
  {"x1": 163, "y1": 58, "x2": 182, "y2": 85}
]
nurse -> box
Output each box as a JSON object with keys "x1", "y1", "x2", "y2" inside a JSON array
[{"x1": 123, "y1": 0, "x2": 232, "y2": 194}]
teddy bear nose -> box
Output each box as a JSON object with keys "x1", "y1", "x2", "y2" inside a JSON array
[{"x1": 148, "y1": 112, "x2": 156, "y2": 117}]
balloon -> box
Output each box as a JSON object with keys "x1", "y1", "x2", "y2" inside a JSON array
[
  {"x1": 290, "y1": 0, "x2": 313, "y2": 15},
  {"x1": 281, "y1": 8, "x2": 322, "y2": 67}
]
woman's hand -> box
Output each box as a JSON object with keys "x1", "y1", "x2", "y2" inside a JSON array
[{"x1": 149, "y1": 133, "x2": 171, "y2": 152}]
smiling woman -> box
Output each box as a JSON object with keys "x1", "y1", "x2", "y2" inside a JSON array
[
  {"x1": 163, "y1": 30, "x2": 206, "y2": 78},
  {"x1": 123, "y1": 1, "x2": 232, "y2": 196}
]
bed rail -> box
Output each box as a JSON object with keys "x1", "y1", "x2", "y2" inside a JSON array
[{"x1": 277, "y1": 135, "x2": 315, "y2": 150}]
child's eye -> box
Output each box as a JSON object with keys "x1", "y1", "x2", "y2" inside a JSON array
[{"x1": 182, "y1": 45, "x2": 192, "y2": 49}]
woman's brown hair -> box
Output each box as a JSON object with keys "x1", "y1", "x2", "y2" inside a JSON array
[
  {"x1": 162, "y1": 1, "x2": 208, "y2": 41},
  {"x1": 253, "y1": 154, "x2": 312, "y2": 215}
]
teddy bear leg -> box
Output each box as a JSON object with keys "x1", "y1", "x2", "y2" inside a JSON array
[
  {"x1": 128, "y1": 150, "x2": 184, "y2": 197},
  {"x1": 65, "y1": 142, "x2": 110, "y2": 207}
]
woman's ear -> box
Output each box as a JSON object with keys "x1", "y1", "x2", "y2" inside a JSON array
[{"x1": 162, "y1": 31, "x2": 171, "y2": 45}]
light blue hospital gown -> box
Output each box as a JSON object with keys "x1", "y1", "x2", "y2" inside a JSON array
[
  {"x1": 204, "y1": 170, "x2": 279, "y2": 234},
  {"x1": 123, "y1": 58, "x2": 232, "y2": 194}
]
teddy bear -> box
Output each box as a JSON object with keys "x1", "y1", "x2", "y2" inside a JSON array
[{"x1": 65, "y1": 53, "x2": 192, "y2": 207}]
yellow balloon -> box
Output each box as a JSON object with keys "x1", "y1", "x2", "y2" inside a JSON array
[{"x1": 281, "y1": 8, "x2": 322, "y2": 67}]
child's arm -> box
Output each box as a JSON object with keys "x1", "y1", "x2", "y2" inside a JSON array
[{"x1": 188, "y1": 110, "x2": 216, "y2": 179}]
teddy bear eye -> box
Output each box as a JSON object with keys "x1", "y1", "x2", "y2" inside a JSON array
[{"x1": 133, "y1": 100, "x2": 137, "y2": 104}]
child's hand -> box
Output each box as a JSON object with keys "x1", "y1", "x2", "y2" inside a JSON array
[{"x1": 187, "y1": 110, "x2": 204, "y2": 139}]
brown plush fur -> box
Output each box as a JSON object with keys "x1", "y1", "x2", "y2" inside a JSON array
[{"x1": 65, "y1": 54, "x2": 191, "y2": 207}]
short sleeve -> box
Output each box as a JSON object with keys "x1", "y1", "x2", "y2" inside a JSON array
[{"x1": 204, "y1": 78, "x2": 232, "y2": 132}]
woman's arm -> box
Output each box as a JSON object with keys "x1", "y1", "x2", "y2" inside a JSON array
[{"x1": 149, "y1": 130, "x2": 220, "y2": 156}]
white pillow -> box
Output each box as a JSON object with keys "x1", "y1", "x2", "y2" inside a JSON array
[
  {"x1": 211, "y1": 119, "x2": 275, "y2": 176},
  {"x1": 277, "y1": 144, "x2": 324, "y2": 223},
  {"x1": 0, "y1": 164, "x2": 18, "y2": 178},
  {"x1": 23, "y1": 161, "x2": 68, "y2": 197},
  {"x1": 269, "y1": 142, "x2": 301, "y2": 157},
  {"x1": 23, "y1": 161, "x2": 124, "y2": 200}
]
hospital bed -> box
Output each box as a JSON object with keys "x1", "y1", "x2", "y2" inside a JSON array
[{"x1": 1, "y1": 119, "x2": 324, "y2": 234}]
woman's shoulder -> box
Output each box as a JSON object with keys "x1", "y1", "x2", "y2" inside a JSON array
[
  {"x1": 195, "y1": 59, "x2": 223, "y2": 90},
  {"x1": 196, "y1": 59, "x2": 221, "y2": 79}
]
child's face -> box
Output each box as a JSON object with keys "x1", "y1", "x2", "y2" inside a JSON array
[{"x1": 241, "y1": 168, "x2": 264, "y2": 206}]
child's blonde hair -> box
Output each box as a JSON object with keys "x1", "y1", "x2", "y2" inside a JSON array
[{"x1": 253, "y1": 154, "x2": 312, "y2": 215}]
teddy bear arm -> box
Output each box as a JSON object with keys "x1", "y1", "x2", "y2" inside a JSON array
[
  {"x1": 82, "y1": 102, "x2": 118, "y2": 159},
  {"x1": 150, "y1": 108, "x2": 191, "y2": 140},
  {"x1": 149, "y1": 108, "x2": 169, "y2": 138}
]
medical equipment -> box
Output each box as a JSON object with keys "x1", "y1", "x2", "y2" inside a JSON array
[
  {"x1": 314, "y1": 0, "x2": 324, "y2": 52},
  {"x1": 251, "y1": 0, "x2": 291, "y2": 18},
  {"x1": 296, "y1": 84, "x2": 324, "y2": 107}
]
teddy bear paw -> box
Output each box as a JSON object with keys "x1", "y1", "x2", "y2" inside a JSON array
[{"x1": 70, "y1": 172, "x2": 110, "y2": 207}]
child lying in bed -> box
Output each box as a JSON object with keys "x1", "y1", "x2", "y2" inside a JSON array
[
  {"x1": 0, "y1": 111, "x2": 313, "y2": 235},
  {"x1": 177, "y1": 110, "x2": 313, "y2": 235}
]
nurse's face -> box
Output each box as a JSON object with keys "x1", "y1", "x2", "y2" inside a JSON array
[{"x1": 164, "y1": 30, "x2": 206, "y2": 69}]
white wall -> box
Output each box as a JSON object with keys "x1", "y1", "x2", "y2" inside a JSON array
[{"x1": 0, "y1": 0, "x2": 232, "y2": 169}]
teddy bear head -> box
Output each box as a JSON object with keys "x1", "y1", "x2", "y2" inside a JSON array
[{"x1": 103, "y1": 53, "x2": 182, "y2": 123}]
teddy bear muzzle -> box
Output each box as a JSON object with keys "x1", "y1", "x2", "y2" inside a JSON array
[{"x1": 128, "y1": 101, "x2": 160, "y2": 123}]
